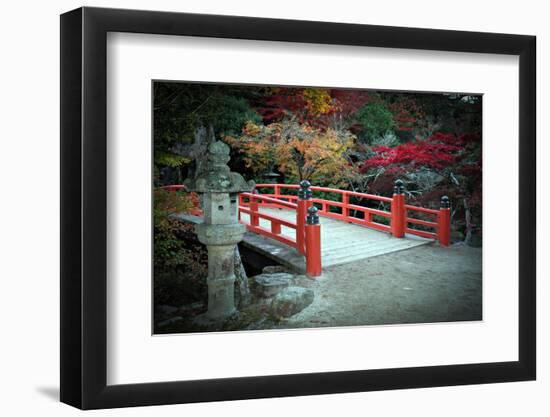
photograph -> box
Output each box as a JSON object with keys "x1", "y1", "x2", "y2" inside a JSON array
[
  {"x1": 152, "y1": 81, "x2": 483, "y2": 334},
  {"x1": 0, "y1": 0, "x2": 543, "y2": 413}
]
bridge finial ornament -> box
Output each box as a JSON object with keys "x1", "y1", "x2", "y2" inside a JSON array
[
  {"x1": 306, "y1": 206, "x2": 320, "y2": 225},
  {"x1": 394, "y1": 179, "x2": 405, "y2": 195},
  {"x1": 440, "y1": 195, "x2": 451, "y2": 208},
  {"x1": 298, "y1": 179, "x2": 312, "y2": 200}
]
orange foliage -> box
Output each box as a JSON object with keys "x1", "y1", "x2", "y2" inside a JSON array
[{"x1": 225, "y1": 120, "x2": 355, "y2": 186}]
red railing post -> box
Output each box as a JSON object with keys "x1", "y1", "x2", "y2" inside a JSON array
[
  {"x1": 438, "y1": 196, "x2": 451, "y2": 246},
  {"x1": 342, "y1": 192, "x2": 349, "y2": 219},
  {"x1": 391, "y1": 179, "x2": 406, "y2": 238},
  {"x1": 271, "y1": 222, "x2": 281, "y2": 235},
  {"x1": 297, "y1": 180, "x2": 312, "y2": 255},
  {"x1": 365, "y1": 211, "x2": 373, "y2": 224},
  {"x1": 305, "y1": 206, "x2": 322, "y2": 277},
  {"x1": 250, "y1": 196, "x2": 260, "y2": 227}
]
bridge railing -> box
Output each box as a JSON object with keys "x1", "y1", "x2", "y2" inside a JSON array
[
  {"x1": 160, "y1": 180, "x2": 450, "y2": 279},
  {"x1": 239, "y1": 191, "x2": 322, "y2": 277},
  {"x1": 253, "y1": 181, "x2": 451, "y2": 246},
  {"x1": 238, "y1": 193, "x2": 299, "y2": 250},
  {"x1": 255, "y1": 183, "x2": 395, "y2": 234}
]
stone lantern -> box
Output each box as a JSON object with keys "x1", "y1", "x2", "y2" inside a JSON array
[{"x1": 185, "y1": 141, "x2": 254, "y2": 321}]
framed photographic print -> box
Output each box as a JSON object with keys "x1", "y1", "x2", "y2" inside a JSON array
[{"x1": 60, "y1": 6, "x2": 536, "y2": 410}]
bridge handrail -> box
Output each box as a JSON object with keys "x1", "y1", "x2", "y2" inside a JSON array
[
  {"x1": 238, "y1": 191, "x2": 321, "y2": 276},
  {"x1": 238, "y1": 206, "x2": 297, "y2": 229},
  {"x1": 253, "y1": 182, "x2": 450, "y2": 246},
  {"x1": 255, "y1": 183, "x2": 394, "y2": 233},
  {"x1": 160, "y1": 179, "x2": 450, "y2": 280},
  {"x1": 255, "y1": 183, "x2": 393, "y2": 203},
  {"x1": 405, "y1": 204, "x2": 440, "y2": 216},
  {"x1": 238, "y1": 192, "x2": 300, "y2": 250},
  {"x1": 240, "y1": 192, "x2": 298, "y2": 210}
]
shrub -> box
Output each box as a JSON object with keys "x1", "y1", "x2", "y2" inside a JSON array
[
  {"x1": 355, "y1": 103, "x2": 396, "y2": 142},
  {"x1": 153, "y1": 188, "x2": 208, "y2": 306}
]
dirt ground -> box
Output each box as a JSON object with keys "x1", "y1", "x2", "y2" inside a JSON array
[
  {"x1": 157, "y1": 242, "x2": 482, "y2": 334},
  {"x1": 284, "y1": 242, "x2": 482, "y2": 328}
]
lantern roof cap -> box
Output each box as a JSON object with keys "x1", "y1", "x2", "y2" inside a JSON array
[{"x1": 185, "y1": 140, "x2": 254, "y2": 193}]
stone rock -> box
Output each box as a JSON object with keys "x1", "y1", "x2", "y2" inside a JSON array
[
  {"x1": 262, "y1": 265, "x2": 288, "y2": 274},
  {"x1": 270, "y1": 286, "x2": 314, "y2": 319},
  {"x1": 292, "y1": 274, "x2": 317, "y2": 288},
  {"x1": 253, "y1": 273, "x2": 295, "y2": 298},
  {"x1": 234, "y1": 247, "x2": 251, "y2": 307}
]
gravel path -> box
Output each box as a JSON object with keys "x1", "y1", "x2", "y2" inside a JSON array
[
  {"x1": 156, "y1": 242, "x2": 482, "y2": 334},
  {"x1": 284, "y1": 243, "x2": 482, "y2": 328}
]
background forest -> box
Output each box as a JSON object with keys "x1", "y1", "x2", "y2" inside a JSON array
[{"x1": 153, "y1": 82, "x2": 482, "y2": 308}]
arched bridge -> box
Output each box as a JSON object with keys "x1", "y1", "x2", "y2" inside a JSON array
[
  {"x1": 166, "y1": 180, "x2": 451, "y2": 278},
  {"x1": 238, "y1": 180, "x2": 450, "y2": 277}
]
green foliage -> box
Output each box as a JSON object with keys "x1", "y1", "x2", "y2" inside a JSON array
[
  {"x1": 154, "y1": 217, "x2": 191, "y2": 268},
  {"x1": 153, "y1": 189, "x2": 208, "y2": 306},
  {"x1": 154, "y1": 189, "x2": 195, "y2": 219},
  {"x1": 153, "y1": 83, "x2": 262, "y2": 180},
  {"x1": 355, "y1": 103, "x2": 396, "y2": 143},
  {"x1": 153, "y1": 220, "x2": 208, "y2": 306},
  {"x1": 207, "y1": 95, "x2": 262, "y2": 135},
  {"x1": 154, "y1": 152, "x2": 190, "y2": 169},
  {"x1": 153, "y1": 189, "x2": 202, "y2": 267}
]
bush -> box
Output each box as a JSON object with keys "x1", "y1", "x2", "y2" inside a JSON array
[
  {"x1": 355, "y1": 103, "x2": 396, "y2": 143},
  {"x1": 153, "y1": 188, "x2": 208, "y2": 306},
  {"x1": 153, "y1": 219, "x2": 208, "y2": 306}
]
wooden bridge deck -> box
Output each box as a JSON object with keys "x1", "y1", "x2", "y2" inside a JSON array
[{"x1": 239, "y1": 207, "x2": 433, "y2": 274}]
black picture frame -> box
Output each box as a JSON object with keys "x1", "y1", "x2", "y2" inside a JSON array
[{"x1": 60, "y1": 6, "x2": 536, "y2": 410}]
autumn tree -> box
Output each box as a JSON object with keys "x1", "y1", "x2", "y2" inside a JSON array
[
  {"x1": 361, "y1": 132, "x2": 482, "y2": 243},
  {"x1": 224, "y1": 119, "x2": 355, "y2": 186}
]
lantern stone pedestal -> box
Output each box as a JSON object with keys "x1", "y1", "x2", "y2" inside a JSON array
[
  {"x1": 185, "y1": 140, "x2": 254, "y2": 323},
  {"x1": 195, "y1": 222, "x2": 246, "y2": 320}
]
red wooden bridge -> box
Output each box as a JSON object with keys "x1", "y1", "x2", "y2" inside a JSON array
[
  {"x1": 165, "y1": 180, "x2": 451, "y2": 278},
  {"x1": 238, "y1": 180, "x2": 450, "y2": 277}
]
